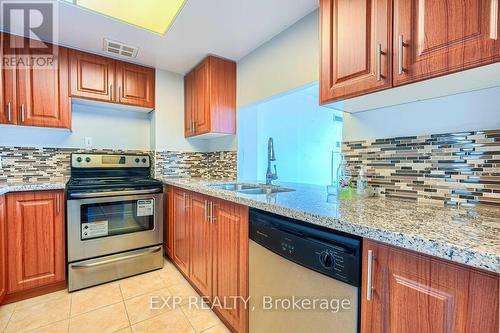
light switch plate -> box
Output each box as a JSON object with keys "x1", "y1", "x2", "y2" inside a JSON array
[{"x1": 85, "y1": 137, "x2": 93, "y2": 148}]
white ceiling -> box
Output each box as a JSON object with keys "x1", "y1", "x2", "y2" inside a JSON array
[{"x1": 33, "y1": 0, "x2": 318, "y2": 74}]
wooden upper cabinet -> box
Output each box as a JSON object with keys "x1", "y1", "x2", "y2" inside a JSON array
[
  {"x1": 69, "y1": 49, "x2": 115, "y2": 102},
  {"x1": 361, "y1": 239, "x2": 499, "y2": 333},
  {"x1": 212, "y1": 199, "x2": 249, "y2": 333},
  {"x1": 393, "y1": 0, "x2": 500, "y2": 86},
  {"x1": 320, "y1": 0, "x2": 392, "y2": 104},
  {"x1": 0, "y1": 196, "x2": 6, "y2": 304},
  {"x1": 6, "y1": 191, "x2": 65, "y2": 293},
  {"x1": 116, "y1": 61, "x2": 155, "y2": 108},
  {"x1": 172, "y1": 188, "x2": 190, "y2": 277},
  {"x1": 193, "y1": 60, "x2": 211, "y2": 135},
  {"x1": 184, "y1": 70, "x2": 195, "y2": 137},
  {"x1": 69, "y1": 49, "x2": 155, "y2": 108},
  {"x1": 189, "y1": 193, "x2": 213, "y2": 298},
  {"x1": 184, "y1": 55, "x2": 236, "y2": 138},
  {"x1": 0, "y1": 34, "x2": 17, "y2": 125},
  {"x1": 16, "y1": 46, "x2": 70, "y2": 128}
]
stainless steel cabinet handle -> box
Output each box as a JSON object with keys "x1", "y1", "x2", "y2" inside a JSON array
[
  {"x1": 118, "y1": 86, "x2": 121, "y2": 102},
  {"x1": 7, "y1": 102, "x2": 11, "y2": 122},
  {"x1": 210, "y1": 202, "x2": 216, "y2": 224},
  {"x1": 20, "y1": 104, "x2": 25, "y2": 122},
  {"x1": 56, "y1": 193, "x2": 61, "y2": 214},
  {"x1": 71, "y1": 246, "x2": 162, "y2": 269},
  {"x1": 110, "y1": 84, "x2": 113, "y2": 100},
  {"x1": 366, "y1": 250, "x2": 375, "y2": 301},
  {"x1": 204, "y1": 200, "x2": 208, "y2": 222},
  {"x1": 398, "y1": 34, "x2": 404, "y2": 75},
  {"x1": 377, "y1": 43, "x2": 382, "y2": 81}
]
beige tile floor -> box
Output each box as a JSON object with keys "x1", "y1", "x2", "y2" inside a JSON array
[{"x1": 0, "y1": 259, "x2": 230, "y2": 333}]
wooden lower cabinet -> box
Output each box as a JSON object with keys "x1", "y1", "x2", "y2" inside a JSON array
[
  {"x1": 172, "y1": 187, "x2": 190, "y2": 277},
  {"x1": 0, "y1": 196, "x2": 6, "y2": 304},
  {"x1": 212, "y1": 198, "x2": 249, "y2": 333},
  {"x1": 361, "y1": 239, "x2": 499, "y2": 333},
  {"x1": 164, "y1": 187, "x2": 173, "y2": 259},
  {"x1": 2, "y1": 191, "x2": 66, "y2": 304},
  {"x1": 170, "y1": 187, "x2": 248, "y2": 333},
  {"x1": 189, "y1": 193, "x2": 213, "y2": 298}
]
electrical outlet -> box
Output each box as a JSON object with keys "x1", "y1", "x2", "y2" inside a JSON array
[
  {"x1": 220, "y1": 151, "x2": 225, "y2": 160},
  {"x1": 84, "y1": 137, "x2": 93, "y2": 148},
  {"x1": 0, "y1": 156, "x2": 2, "y2": 169}
]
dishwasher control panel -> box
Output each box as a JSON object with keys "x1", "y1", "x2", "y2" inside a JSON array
[{"x1": 249, "y1": 209, "x2": 361, "y2": 287}]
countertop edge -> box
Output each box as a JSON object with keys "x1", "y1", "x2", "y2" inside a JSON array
[
  {"x1": 0, "y1": 182, "x2": 67, "y2": 195},
  {"x1": 162, "y1": 179, "x2": 500, "y2": 274}
]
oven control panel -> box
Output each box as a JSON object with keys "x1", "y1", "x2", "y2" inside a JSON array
[{"x1": 72, "y1": 154, "x2": 150, "y2": 168}]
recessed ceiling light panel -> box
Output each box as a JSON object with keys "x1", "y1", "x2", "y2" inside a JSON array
[{"x1": 62, "y1": 0, "x2": 187, "y2": 35}]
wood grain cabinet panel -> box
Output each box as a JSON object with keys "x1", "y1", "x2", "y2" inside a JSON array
[
  {"x1": 393, "y1": 0, "x2": 500, "y2": 86},
  {"x1": 16, "y1": 46, "x2": 70, "y2": 128},
  {"x1": 361, "y1": 239, "x2": 499, "y2": 333},
  {"x1": 0, "y1": 33, "x2": 17, "y2": 125},
  {"x1": 164, "y1": 187, "x2": 173, "y2": 259},
  {"x1": 0, "y1": 196, "x2": 6, "y2": 304},
  {"x1": 172, "y1": 188, "x2": 190, "y2": 277},
  {"x1": 69, "y1": 49, "x2": 115, "y2": 102},
  {"x1": 6, "y1": 191, "x2": 65, "y2": 293},
  {"x1": 184, "y1": 56, "x2": 236, "y2": 137},
  {"x1": 212, "y1": 199, "x2": 249, "y2": 333},
  {"x1": 116, "y1": 61, "x2": 155, "y2": 108},
  {"x1": 320, "y1": 0, "x2": 392, "y2": 103},
  {"x1": 189, "y1": 193, "x2": 213, "y2": 297}
]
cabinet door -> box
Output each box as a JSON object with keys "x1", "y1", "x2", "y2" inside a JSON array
[
  {"x1": 172, "y1": 188, "x2": 190, "y2": 276},
  {"x1": 0, "y1": 196, "x2": 6, "y2": 303},
  {"x1": 164, "y1": 187, "x2": 173, "y2": 259},
  {"x1": 6, "y1": 191, "x2": 65, "y2": 293},
  {"x1": 69, "y1": 49, "x2": 115, "y2": 102},
  {"x1": 193, "y1": 60, "x2": 211, "y2": 135},
  {"x1": 0, "y1": 33, "x2": 17, "y2": 125},
  {"x1": 393, "y1": 0, "x2": 500, "y2": 86},
  {"x1": 16, "y1": 45, "x2": 70, "y2": 128},
  {"x1": 320, "y1": 0, "x2": 392, "y2": 104},
  {"x1": 361, "y1": 239, "x2": 499, "y2": 333},
  {"x1": 189, "y1": 193, "x2": 212, "y2": 297},
  {"x1": 213, "y1": 200, "x2": 248, "y2": 333},
  {"x1": 116, "y1": 61, "x2": 155, "y2": 108},
  {"x1": 184, "y1": 70, "x2": 195, "y2": 137}
]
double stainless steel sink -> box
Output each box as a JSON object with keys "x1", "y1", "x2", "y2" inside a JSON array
[{"x1": 208, "y1": 183, "x2": 295, "y2": 195}]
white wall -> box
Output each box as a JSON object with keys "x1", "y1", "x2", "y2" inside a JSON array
[
  {"x1": 152, "y1": 69, "x2": 236, "y2": 152},
  {"x1": 238, "y1": 85, "x2": 343, "y2": 185},
  {"x1": 236, "y1": 10, "x2": 319, "y2": 108},
  {"x1": 343, "y1": 86, "x2": 500, "y2": 142},
  {"x1": 0, "y1": 103, "x2": 151, "y2": 149}
]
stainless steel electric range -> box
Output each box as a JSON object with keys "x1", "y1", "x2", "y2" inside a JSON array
[{"x1": 66, "y1": 153, "x2": 164, "y2": 291}]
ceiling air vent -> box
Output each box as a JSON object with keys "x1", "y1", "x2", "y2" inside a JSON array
[{"x1": 103, "y1": 38, "x2": 138, "y2": 58}]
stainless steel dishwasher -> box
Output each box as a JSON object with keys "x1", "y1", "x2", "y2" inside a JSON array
[{"x1": 249, "y1": 209, "x2": 361, "y2": 333}]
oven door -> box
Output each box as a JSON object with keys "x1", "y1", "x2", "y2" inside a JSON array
[{"x1": 67, "y1": 192, "x2": 164, "y2": 262}]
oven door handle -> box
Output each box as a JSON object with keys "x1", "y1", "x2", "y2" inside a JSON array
[
  {"x1": 69, "y1": 188, "x2": 161, "y2": 198},
  {"x1": 71, "y1": 246, "x2": 162, "y2": 269}
]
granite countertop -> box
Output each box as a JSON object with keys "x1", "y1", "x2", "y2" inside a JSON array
[
  {"x1": 161, "y1": 177, "x2": 500, "y2": 274},
  {"x1": 0, "y1": 178, "x2": 68, "y2": 195}
]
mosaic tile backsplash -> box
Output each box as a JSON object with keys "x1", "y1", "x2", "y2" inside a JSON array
[
  {"x1": 0, "y1": 147, "x2": 237, "y2": 183},
  {"x1": 154, "y1": 151, "x2": 237, "y2": 180},
  {"x1": 343, "y1": 129, "x2": 500, "y2": 207}
]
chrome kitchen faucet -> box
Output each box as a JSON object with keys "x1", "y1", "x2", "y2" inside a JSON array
[{"x1": 266, "y1": 137, "x2": 278, "y2": 185}]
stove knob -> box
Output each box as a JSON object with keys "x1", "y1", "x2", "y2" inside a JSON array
[
  {"x1": 76, "y1": 157, "x2": 82, "y2": 163},
  {"x1": 319, "y1": 251, "x2": 335, "y2": 270},
  {"x1": 85, "y1": 157, "x2": 91, "y2": 163},
  {"x1": 135, "y1": 158, "x2": 140, "y2": 163},
  {"x1": 142, "y1": 158, "x2": 147, "y2": 163}
]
